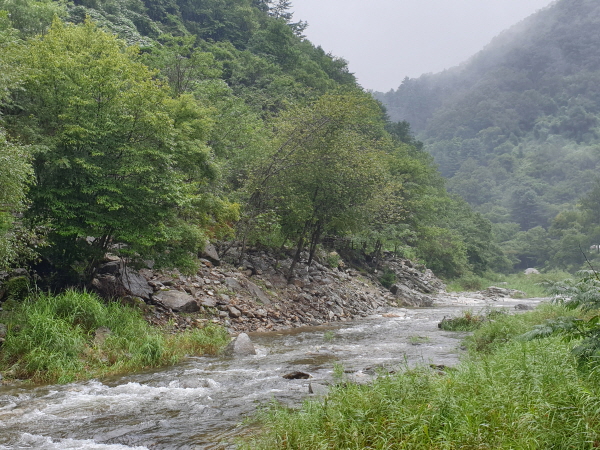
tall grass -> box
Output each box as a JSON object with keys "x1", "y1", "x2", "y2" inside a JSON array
[
  {"x1": 242, "y1": 303, "x2": 600, "y2": 449},
  {"x1": 0, "y1": 290, "x2": 229, "y2": 383}
]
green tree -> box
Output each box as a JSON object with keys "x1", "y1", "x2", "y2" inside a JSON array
[{"x1": 5, "y1": 19, "x2": 222, "y2": 279}]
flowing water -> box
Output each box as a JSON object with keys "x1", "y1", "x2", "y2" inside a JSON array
[{"x1": 0, "y1": 295, "x2": 544, "y2": 449}]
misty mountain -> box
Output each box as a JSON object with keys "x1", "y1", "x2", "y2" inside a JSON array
[{"x1": 375, "y1": 0, "x2": 600, "y2": 241}]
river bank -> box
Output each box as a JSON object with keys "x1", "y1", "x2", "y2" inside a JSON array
[{"x1": 0, "y1": 293, "x2": 545, "y2": 449}]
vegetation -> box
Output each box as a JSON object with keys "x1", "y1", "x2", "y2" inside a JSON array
[
  {"x1": 376, "y1": 0, "x2": 600, "y2": 273},
  {"x1": 0, "y1": 290, "x2": 228, "y2": 383},
  {"x1": 0, "y1": 0, "x2": 507, "y2": 288},
  {"x1": 242, "y1": 300, "x2": 599, "y2": 449}
]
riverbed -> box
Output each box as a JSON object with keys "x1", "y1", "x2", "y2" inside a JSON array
[{"x1": 0, "y1": 295, "x2": 544, "y2": 449}]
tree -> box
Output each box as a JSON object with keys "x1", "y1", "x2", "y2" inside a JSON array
[
  {"x1": 244, "y1": 91, "x2": 387, "y2": 278},
  {"x1": 0, "y1": 131, "x2": 34, "y2": 269},
  {"x1": 5, "y1": 19, "x2": 222, "y2": 279}
]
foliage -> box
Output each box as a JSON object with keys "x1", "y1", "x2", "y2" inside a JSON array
[
  {"x1": 243, "y1": 318, "x2": 600, "y2": 449},
  {"x1": 438, "y1": 309, "x2": 492, "y2": 332},
  {"x1": 3, "y1": 19, "x2": 226, "y2": 279},
  {"x1": 375, "y1": 0, "x2": 600, "y2": 272},
  {"x1": 0, "y1": 289, "x2": 228, "y2": 383}
]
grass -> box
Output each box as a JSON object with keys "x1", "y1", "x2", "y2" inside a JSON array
[
  {"x1": 241, "y1": 302, "x2": 600, "y2": 449},
  {"x1": 446, "y1": 270, "x2": 571, "y2": 297},
  {"x1": 408, "y1": 335, "x2": 430, "y2": 345},
  {"x1": 0, "y1": 289, "x2": 229, "y2": 384}
]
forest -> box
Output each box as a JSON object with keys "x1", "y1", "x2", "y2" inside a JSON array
[
  {"x1": 376, "y1": 0, "x2": 600, "y2": 273},
  {"x1": 0, "y1": 0, "x2": 508, "y2": 286}
]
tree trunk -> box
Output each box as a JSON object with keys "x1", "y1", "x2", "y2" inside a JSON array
[{"x1": 287, "y1": 233, "x2": 305, "y2": 283}]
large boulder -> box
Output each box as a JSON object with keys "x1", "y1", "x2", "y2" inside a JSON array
[
  {"x1": 390, "y1": 283, "x2": 434, "y2": 307},
  {"x1": 224, "y1": 333, "x2": 256, "y2": 356},
  {"x1": 154, "y1": 290, "x2": 200, "y2": 313},
  {"x1": 200, "y1": 242, "x2": 221, "y2": 266}
]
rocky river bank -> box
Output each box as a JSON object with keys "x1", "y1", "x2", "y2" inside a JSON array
[{"x1": 87, "y1": 246, "x2": 447, "y2": 335}]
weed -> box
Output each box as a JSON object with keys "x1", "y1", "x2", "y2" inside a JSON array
[
  {"x1": 0, "y1": 289, "x2": 228, "y2": 383},
  {"x1": 408, "y1": 335, "x2": 430, "y2": 345}
]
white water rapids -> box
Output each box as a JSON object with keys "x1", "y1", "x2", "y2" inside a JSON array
[{"x1": 0, "y1": 295, "x2": 544, "y2": 449}]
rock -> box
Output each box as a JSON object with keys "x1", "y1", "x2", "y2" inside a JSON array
[
  {"x1": 524, "y1": 268, "x2": 540, "y2": 275},
  {"x1": 283, "y1": 371, "x2": 311, "y2": 380},
  {"x1": 515, "y1": 304, "x2": 533, "y2": 310},
  {"x1": 93, "y1": 327, "x2": 111, "y2": 345},
  {"x1": 0, "y1": 323, "x2": 6, "y2": 339},
  {"x1": 228, "y1": 306, "x2": 242, "y2": 318},
  {"x1": 224, "y1": 333, "x2": 256, "y2": 356},
  {"x1": 245, "y1": 281, "x2": 272, "y2": 305},
  {"x1": 200, "y1": 241, "x2": 221, "y2": 266},
  {"x1": 200, "y1": 298, "x2": 217, "y2": 308},
  {"x1": 120, "y1": 266, "x2": 153, "y2": 300},
  {"x1": 97, "y1": 261, "x2": 120, "y2": 275},
  {"x1": 154, "y1": 290, "x2": 200, "y2": 313},
  {"x1": 224, "y1": 277, "x2": 243, "y2": 292}
]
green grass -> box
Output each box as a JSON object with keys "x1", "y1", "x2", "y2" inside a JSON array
[
  {"x1": 447, "y1": 270, "x2": 571, "y2": 297},
  {"x1": 242, "y1": 303, "x2": 600, "y2": 449},
  {"x1": 0, "y1": 290, "x2": 229, "y2": 383}
]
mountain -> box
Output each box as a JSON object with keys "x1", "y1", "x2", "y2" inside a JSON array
[{"x1": 375, "y1": 0, "x2": 600, "y2": 270}]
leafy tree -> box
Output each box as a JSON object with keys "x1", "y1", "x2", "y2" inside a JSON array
[
  {"x1": 244, "y1": 91, "x2": 387, "y2": 277},
  {"x1": 4, "y1": 19, "x2": 223, "y2": 279}
]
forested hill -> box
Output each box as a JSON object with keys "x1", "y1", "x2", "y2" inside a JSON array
[
  {"x1": 0, "y1": 0, "x2": 511, "y2": 284},
  {"x1": 375, "y1": 0, "x2": 600, "y2": 271}
]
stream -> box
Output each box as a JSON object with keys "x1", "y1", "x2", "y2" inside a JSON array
[{"x1": 0, "y1": 295, "x2": 544, "y2": 449}]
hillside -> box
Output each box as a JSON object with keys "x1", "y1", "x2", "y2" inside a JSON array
[
  {"x1": 375, "y1": 0, "x2": 600, "y2": 270},
  {"x1": 0, "y1": 0, "x2": 513, "y2": 291}
]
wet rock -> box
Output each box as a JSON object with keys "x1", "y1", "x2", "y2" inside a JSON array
[
  {"x1": 224, "y1": 333, "x2": 256, "y2": 356},
  {"x1": 283, "y1": 371, "x2": 311, "y2": 380},
  {"x1": 154, "y1": 290, "x2": 200, "y2": 313},
  {"x1": 515, "y1": 304, "x2": 533, "y2": 311},
  {"x1": 481, "y1": 286, "x2": 525, "y2": 299}
]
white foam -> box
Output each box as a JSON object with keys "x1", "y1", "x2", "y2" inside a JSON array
[{"x1": 0, "y1": 433, "x2": 148, "y2": 450}]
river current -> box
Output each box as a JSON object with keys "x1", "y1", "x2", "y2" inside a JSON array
[{"x1": 0, "y1": 295, "x2": 544, "y2": 449}]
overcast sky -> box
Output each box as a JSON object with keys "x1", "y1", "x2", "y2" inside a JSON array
[{"x1": 290, "y1": 0, "x2": 556, "y2": 92}]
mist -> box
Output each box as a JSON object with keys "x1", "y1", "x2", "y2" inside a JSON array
[{"x1": 291, "y1": 0, "x2": 556, "y2": 91}]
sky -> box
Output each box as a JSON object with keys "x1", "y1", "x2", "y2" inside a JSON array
[{"x1": 290, "y1": 0, "x2": 556, "y2": 92}]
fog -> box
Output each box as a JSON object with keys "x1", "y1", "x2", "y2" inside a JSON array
[{"x1": 291, "y1": 0, "x2": 556, "y2": 91}]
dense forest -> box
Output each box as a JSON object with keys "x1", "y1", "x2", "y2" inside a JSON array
[
  {"x1": 376, "y1": 0, "x2": 600, "y2": 272},
  {"x1": 0, "y1": 0, "x2": 508, "y2": 286}
]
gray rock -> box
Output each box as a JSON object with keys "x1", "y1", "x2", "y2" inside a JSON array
[
  {"x1": 228, "y1": 306, "x2": 242, "y2": 318},
  {"x1": 515, "y1": 304, "x2": 533, "y2": 311},
  {"x1": 245, "y1": 281, "x2": 272, "y2": 305},
  {"x1": 154, "y1": 290, "x2": 200, "y2": 313},
  {"x1": 524, "y1": 268, "x2": 540, "y2": 275},
  {"x1": 0, "y1": 323, "x2": 6, "y2": 339},
  {"x1": 120, "y1": 266, "x2": 153, "y2": 300},
  {"x1": 224, "y1": 277, "x2": 243, "y2": 291},
  {"x1": 224, "y1": 333, "x2": 256, "y2": 356},
  {"x1": 200, "y1": 298, "x2": 217, "y2": 308},
  {"x1": 200, "y1": 242, "x2": 221, "y2": 266},
  {"x1": 97, "y1": 261, "x2": 120, "y2": 275}
]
